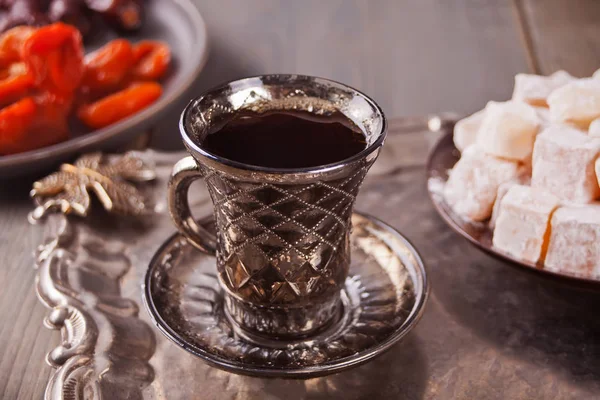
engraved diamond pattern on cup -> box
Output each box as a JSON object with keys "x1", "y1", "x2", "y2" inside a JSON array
[{"x1": 201, "y1": 162, "x2": 370, "y2": 304}]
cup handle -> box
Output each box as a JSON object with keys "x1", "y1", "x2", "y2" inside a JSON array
[{"x1": 168, "y1": 156, "x2": 217, "y2": 255}]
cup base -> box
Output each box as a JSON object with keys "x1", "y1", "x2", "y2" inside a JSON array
[
  {"x1": 223, "y1": 293, "x2": 349, "y2": 349},
  {"x1": 220, "y1": 284, "x2": 345, "y2": 343},
  {"x1": 144, "y1": 212, "x2": 428, "y2": 378}
]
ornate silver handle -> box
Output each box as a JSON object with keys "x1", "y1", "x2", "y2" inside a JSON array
[{"x1": 168, "y1": 156, "x2": 217, "y2": 254}]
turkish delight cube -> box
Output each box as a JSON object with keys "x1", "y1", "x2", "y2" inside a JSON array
[
  {"x1": 531, "y1": 125, "x2": 600, "y2": 203},
  {"x1": 492, "y1": 185, "x2": 560, "y2": 263},
  {"x1": 547, "y1": 78, "x2": 600, "y2": 129},
  {"x1": 489, "y1": 172, "x2": 531, "y2": 228},
  {"x1": 545, "y1": 205, "x2": 600, "y2": 279},
  {"x1": 444, "y1": 145, "x2": 521, "y2": 221},
  {"x1": 476, "y1": 101, "x2": 540, "y2": 162}
]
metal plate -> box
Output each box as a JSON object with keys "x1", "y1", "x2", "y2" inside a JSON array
[
  {"x1": 143, "y1": 212, "x2": 428, "y2": 378},
  {"x1": 0, "y1": 0, "x2": 209, "y2": 178},
  {"x1": 426, "y1": 128, "x2": 600, "y2": 288}
]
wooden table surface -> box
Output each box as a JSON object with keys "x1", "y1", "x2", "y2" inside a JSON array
[{"x1": 1, "y1": 1, "x2": 599, "y2": 399}]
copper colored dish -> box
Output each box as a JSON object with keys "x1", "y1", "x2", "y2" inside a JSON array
[{"x1": 426, "y1": 128, "x2": 600, "y2": 289}]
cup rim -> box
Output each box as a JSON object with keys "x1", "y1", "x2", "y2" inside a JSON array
[{"x1": 178, "y1": 74, "x2": 387, "y2": 176}]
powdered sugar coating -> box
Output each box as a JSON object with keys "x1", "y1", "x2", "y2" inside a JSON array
[
  {"x1": 489, "y1": 173, "x2": 531, "y2": 228},
  {"x1": 545, "y1": 204, "x2": 600, "y2": 278},
  {"x1": 444, "y1": 145, "x2": 521, "y2": 221},
  {"x1": 535, "y1": 107, "x2": 555, "y2": 129},
  {"x1": 531, "y1": 125, "x2": 600, "y2": 203},
  {"x1": 492, "y1": 185, "x2": 560, "y2": 263}
]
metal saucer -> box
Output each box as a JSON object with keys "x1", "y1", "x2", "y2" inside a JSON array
[{"x1": 143, "y1": 212, "x2": 429, "y2": 378}]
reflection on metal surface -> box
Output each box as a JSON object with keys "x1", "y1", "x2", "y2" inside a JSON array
[
  {"x1": 143, "y1": 212, "x2": 428, "y2": 378},
  {"x1": 30, "y1": 151, "x2": 156, "y2": 221},
  {"x1": 29, "y1": 151, "x2": 160, "y2": 400},
  {"x1": 35, "y1": 214, "x2": 156, "y2": 400}
]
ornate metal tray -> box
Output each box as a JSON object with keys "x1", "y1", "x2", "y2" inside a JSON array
[{"x1": 29, "y1": 115, "x2": 600, "y2": 399}]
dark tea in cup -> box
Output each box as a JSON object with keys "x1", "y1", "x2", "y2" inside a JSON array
[{"x1": 201, "y1": 112, "x2": 368, "y2": 169}]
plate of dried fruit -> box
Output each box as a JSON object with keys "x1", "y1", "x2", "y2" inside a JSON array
[
  {"x1": 427, "y1": 68, "x2": 600, "y2": 288},
  {"x1": 0, "y1": 0, "x2": 208, "y2": 177}
]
